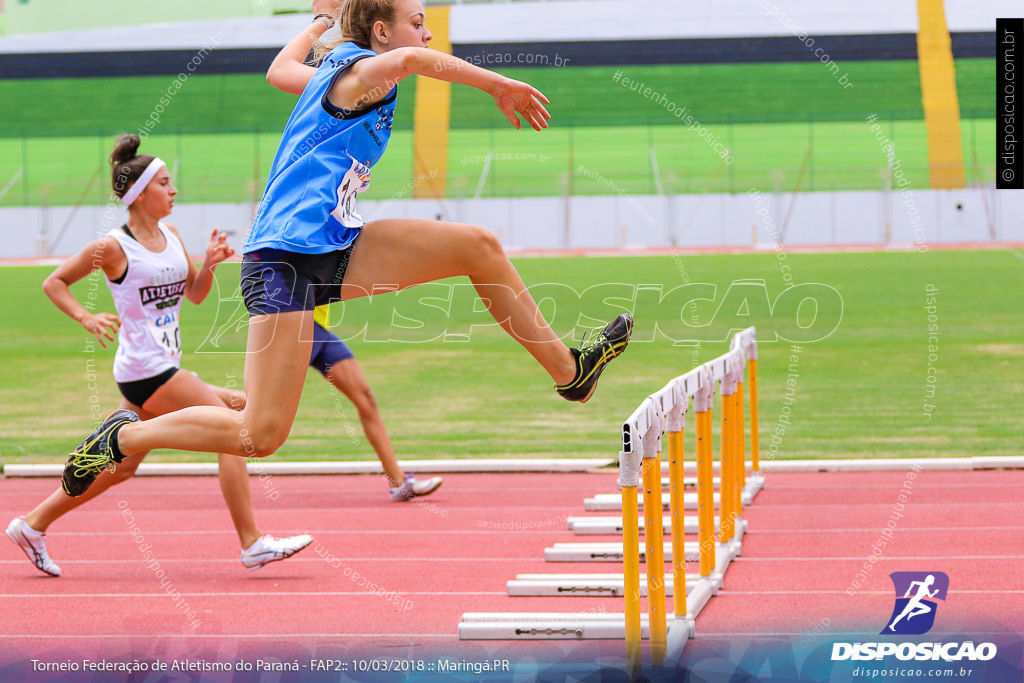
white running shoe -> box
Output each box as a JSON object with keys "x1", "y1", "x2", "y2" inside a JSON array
[
  {"x1": 389, "y1": 474, "x2": 443, "y2": 502},
  {"x1": 240, "y1": 534, "x2": 313, "y2": 572},
  {"x1": 5, "y1": 517, "x2": 61, "y2": 577}
]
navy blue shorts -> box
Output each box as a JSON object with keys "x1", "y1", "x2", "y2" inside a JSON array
[
  {"x1": 240, "y1": 243, "x2": 356, "y2": 316},
  {"x1": 309, "y1": 322, "x2": 355, "y2": 375}
]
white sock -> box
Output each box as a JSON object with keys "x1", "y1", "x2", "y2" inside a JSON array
[{"x1": 20, "y1": 518, "x2": 44, "y2": 536}]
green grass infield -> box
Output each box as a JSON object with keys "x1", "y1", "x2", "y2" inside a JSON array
[{"x1": 1, "y1": 248, "x2": 1021, "y2": 465}]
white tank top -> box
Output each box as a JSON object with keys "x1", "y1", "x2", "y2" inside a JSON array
[{"x1": 105, "y1": 223, "x2": 189, "y2": 382}]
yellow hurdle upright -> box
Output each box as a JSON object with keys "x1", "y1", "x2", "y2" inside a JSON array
[
  {"x1": 719, "y1": 384, "x2": 736, "y2": 543},
  {"x1": 749, "y1": 357, "x2": 760, "y2": 472},
  {"x1": 642, "y1": 448, "x2": 667, "y2": 666},
  {"x1": 737, "y1": 378, "x2": 745, "y2": 518},
  {"x1": 694, "y1": 373, "x2": 716, "y2": 577},
  {"x1": 667, "y1": 427, "x2": 686, "y2": 619},
  {"x1": 618, "y1": 450, "x2": 643, "y2": 678}
]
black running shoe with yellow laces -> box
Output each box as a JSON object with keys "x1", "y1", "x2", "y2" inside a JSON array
[
  {"x1": 62, "y1": 409, "x2": 139, "y2": 497},
  {"x1": 556, "y1": 313, "x2": 633, "y2": 403}
]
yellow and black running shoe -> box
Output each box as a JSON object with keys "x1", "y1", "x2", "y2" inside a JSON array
[
  {"x1": 62, "y1": 409, "x2": 139, "y2": 497},
  {"x1": 556, "y1": 313, "x2": 633, "y2": 403}
]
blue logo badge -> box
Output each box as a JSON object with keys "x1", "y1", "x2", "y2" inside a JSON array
[{"x1": 881, "y1": 572, "x2": 949, "y2": 635}]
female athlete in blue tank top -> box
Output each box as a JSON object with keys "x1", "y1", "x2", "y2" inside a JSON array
[{"x1": 63, "y1": 0, "x2": 633, "y2": 498}]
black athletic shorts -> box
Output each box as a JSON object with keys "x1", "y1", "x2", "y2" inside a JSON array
[
  {"x1": 240, "y1": 243, "x2": 356, "y2": 317},
  {"x1": 117, "y1": 367, "x2": 178, "y2": 407}
]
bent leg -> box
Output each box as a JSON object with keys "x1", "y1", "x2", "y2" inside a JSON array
[
  {"x1": 25, "y1": 399, "x2": 154, "y2": 532},
  {"x1": 325, "y1": 358, "x2": 403, "y2": 488},
  {"x1": 116, "y1": 311, "x2": 314, "y2": 459},
  {"x1": 342, "y1": 219, "x2": 576, "y2": 385}
]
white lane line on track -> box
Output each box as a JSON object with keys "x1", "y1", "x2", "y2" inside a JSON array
[
  {"x1": 0, "y1": 591, "x2": 506, "y2": 598},
  {"x1": 0, "y1": 526, "x2": 1013, "y2": 540},
  {"x1": 706, "y1": 590, "x2": 1023, "y2": 595},
  {"x1": 0, "y1": 633, "x2": 456, "y2": 639},
  {"x1": 0, "y1": 526, "x2": 1016, "y2": 540},
  {"x1": 732, "y1": 555, "x2": 1024, "y2": 561},
  {"x1": 0, "y1": 557, "x2": 545, "y2": 564},
  {"x1": 733, "y1": 526, "x2": 1022, "y2": 533},
  {"x1": 4, "y1": 482, "x2": 1021, "y2": 497},
  {"x1": 2, "y1": 590, "x2": 1015, "y2": 598},
  {"x1": 737, "y1": 482, "x2": 1024, "y2": 488},
  {"x1": 0, "y1": 529, "x2": 577, "y2": 536},
  {"x1": 729, "y1": 502, "x2": 1023, "y2": 508},
  {"x1": 690, "y1": 631, "x2": 1016, "y2": 637}
]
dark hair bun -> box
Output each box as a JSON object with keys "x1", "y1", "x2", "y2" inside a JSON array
[{"x1": 110, "y1": 134, "x2": 141, "y2": 167}]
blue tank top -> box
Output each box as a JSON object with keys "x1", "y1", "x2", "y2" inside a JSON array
[{"x1": 244, "y1": 42, "x2": 397, "y2": 254}]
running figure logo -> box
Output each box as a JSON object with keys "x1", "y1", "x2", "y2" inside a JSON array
[{"x1": 882, "y1": 571, "x2": 949, "y2": 635}]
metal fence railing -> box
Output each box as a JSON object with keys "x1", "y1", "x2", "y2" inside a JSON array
[{"x1": 0, "y1": 118, "x2": 999, "y2": 208}]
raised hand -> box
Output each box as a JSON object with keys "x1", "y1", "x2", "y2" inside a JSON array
[
  {"x1": 312, "y1": 0, "x2": 343, "y2": 19},
  {"x1": 204, "y1": 228, "x2": 236, "y2": 268},
  {"x1": 492, "y1": 77, "x2": 551, "y2": 131}
]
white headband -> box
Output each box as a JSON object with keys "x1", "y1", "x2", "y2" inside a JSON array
[{"x1": 121, "y1": 157, "x2": 166, "y2": 206}]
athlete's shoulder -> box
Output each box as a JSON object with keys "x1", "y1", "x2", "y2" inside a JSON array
[
  {"x1": 94, "y1": 232, "x2": 126, "y2": 255},
  {"x1": 321, "y1": 42, "x2": 377, "y2": 70},
  {"x1": 77, "y1": 234, "x2": 126, "y2": 275}
]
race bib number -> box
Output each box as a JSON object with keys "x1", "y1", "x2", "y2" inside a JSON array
[
  {"x1": 148, "y1": 311, "x2": 181, "y2": 360},
  {"x1": 330, "y1": 155, "x2": 372, "y2": 228}
]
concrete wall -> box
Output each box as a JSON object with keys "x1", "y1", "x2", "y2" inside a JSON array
[{"x1": 5, "y1": 188, "x2": 1020, "y2": 260}]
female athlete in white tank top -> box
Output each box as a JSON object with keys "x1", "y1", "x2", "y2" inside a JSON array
[
  {"x1": 106, "y1": 222, "x2": 188, "y2": 385},
  {"x1": 5, "y1": 135, "x2": 311, "y2": 578}
]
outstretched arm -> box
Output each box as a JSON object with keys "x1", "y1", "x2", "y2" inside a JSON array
[
  {"x1": 266, "y1": 0, "x2": 343, "y2": 94},
  {"x1": 333, "y1": 48, "x2": 551, "y2": 131},
  {"x1": 42, "y1": 238, "x2": 123, "y2": 348}
]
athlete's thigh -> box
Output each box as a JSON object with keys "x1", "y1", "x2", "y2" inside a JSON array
[
  {"x1": 342, "y1": 218, "x2": 492, "y2": 298},
  {"x1": 241, "y1": 310, "x2": 314, "y2": 432}
]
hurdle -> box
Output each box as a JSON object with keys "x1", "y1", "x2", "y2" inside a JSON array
[
  {"x1": 459, "y1": 327, "x2": 764, "y2": 668},
  {"x1": 618, "y1": 327, "x2": 763, "y2": 671}
]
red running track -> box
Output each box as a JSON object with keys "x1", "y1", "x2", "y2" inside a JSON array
[{"x1": 1, "y1": 469, "x2": 1022, "y2": 678}]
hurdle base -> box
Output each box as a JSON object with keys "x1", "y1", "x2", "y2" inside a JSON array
[
  {"x1": 744, "y1": 471, "x2": 766, "y2": 501},
  {"x1": 507, "y1": 572, "x2": 707, "y2": 597},
  {"x1": 567, "y1": 514, "x2": 724, "y2": 536},
  {"x1": 459, "y1": 612, "x2": 670, "y2": 640},
  {"x1": 584, "y1": 491, "x2": 718, "y2": 511},
  {"x1": 666, "y1": 618, "x2": 696, "y2": 663},
  {"x1": 544, "y1": 540, "x2": 701, "y2": 563}
]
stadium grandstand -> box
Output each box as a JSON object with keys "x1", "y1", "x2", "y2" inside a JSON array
[{"x1": 0, "y1": 0, "x2": 1016, "y2": 256}]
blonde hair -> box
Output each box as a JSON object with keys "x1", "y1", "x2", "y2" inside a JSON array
[{"x1": 314, "y1": 0, "x2": 396, "y2": 60}]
